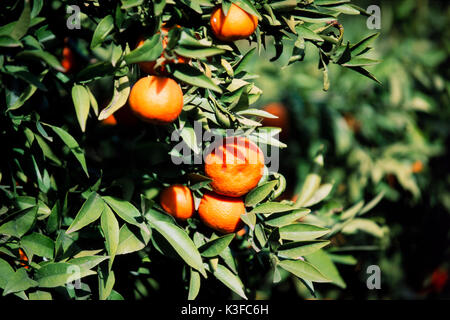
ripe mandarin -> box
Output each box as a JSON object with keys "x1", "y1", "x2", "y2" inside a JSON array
[
  {"x1": 198, "y1": 192, "x2": 245, "y2": 234},
  {"x1": 160, "y1": 185, "x2": 195, "y2": 220},
  {"x1": 210, "y1": 3, "x2": 258, "y2": 41},
  {"x1": 205, "y1": 136, "x2": 265, "y2": 197},
  {"x1": 128, "y1": 75, "x2": 183, "y2": 124},
  {"x1": 261, "y1": 102, "x2": 290, "y2": 139}
]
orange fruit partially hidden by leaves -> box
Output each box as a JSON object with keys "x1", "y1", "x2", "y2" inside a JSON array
[
  {"x1": 236, "y1": 227, "x2": 246, "y2": 237},
  {"x1": 18, "y1": 248, "x2": 30, "y2": 269},
  {"x1": 198, "y1": 192, "x2": 245, "y2": 234},
  {"x1": 128, "y1": 76, "x2": 184, "y2": 124},
  {"x1": 261, "y1": 102, "x2": 290, "y2": 139},
  {"x1": 205, "y1": 136, "x2": 265, "y2": 197},
  {"x1": 412, "y1": 160, "x2": 424, "y2": 173},
  {"x1": 137, "y1": 25, "x2": 188, "y2": 74},
  {"x1": 160, "y1": 184, "x2": 195, "y2": 220},
  {"x1": 61, "y1": 38, "x2": 77, "y2": 73},
  {"x1": 430, "y1": 267, "x2": 448, "y2": 293},
  {"x1": 210, "y1": 3, "x2": 258, "y2": 41}
]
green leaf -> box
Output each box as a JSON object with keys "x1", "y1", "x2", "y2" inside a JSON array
[
  {"x1": 3, "y1": 268, "x2": 38, "y2": 296},
  {"x1": 234, "y1": 47, "x2": 256, "y2": 74},
  {"x1": 72, "y1": 85, "x2": 90, "y2": 132},
  {"x1": 35, "y1": 135, "x2": 62, "y2": 166},
  {"x1": 103, "y1": 196, "x2": 149, "y2": 235},
  {"x1": 346, "y1": 66, "x2": 381, "y2": 84},
  {"x1": 66, "y1": 192, "x2": 104, "y2": 234},
  {"x1": 237, "y1": 108, "x2": 278, "y2": 119},
  {"x1": 303, "y1": 183, "x2": 333, "y2": 207},
  {"x1": 188, "y1": 269, "x2": 201, "y2": 300},
  {"x1": 342, "y1": 57, "x2": 380, "y2": 67},
  {"x1": 0, "y1": 258, "x2": 15, "y2": 289},
  {"x1": 0, "y1": 206, "x2": 37, "y2": 238},
  {"x1": 15, "y1": 196, "x2": 51, "y2": 219},
  {"x1": 340, "y1": 200, "x2": 364, "y2": 220},
  {"x1": 123, "y1": 34, "x2": 163, "y2": 64},
  {"x1": 279, "y1": 223, "x2": 330, "y2": 241},
  {"x1": 341, "y1": 218, "x2": 384, "y2": 238},
  {"x1": 98, "y1": 266, "x2": 115, "y2": 300},
  {"x1": 213, "y1": 264, "x2": 247, "y2": 299},
  {"x1": 360, "y1": 191, "x2": 385, "y2": 215},
  {"x1": 250, "y1": 202, "x2": 294, "y2": 215},
  {"x1": 265, "y1": 208, "x2": 310, "y2": 227},
  {"x1": 278, "y1": 259, "x2": 330, "y2": 283},
  {"x1": 145, "y1": 208, "x2": 206, "y2": 277},
  {"x1": 101, "y1": 205, "x2": 119, "y2": 269},
  {"x1": 306, "y1": 249, "x2": 346, "y2": 288},
  {"x1": 76, "y1": 61, "x2": 115, "y2": 82},
  {"x1": 21, "y1": 232, "x2": 54, "y2": 259},
  {"x1": 219, "y1": 246, "x2": 238, "y2": 274},
  {"x1": 278, "y1": 240, "x2": 330, "y2": 259},
  {"x1": 68, "y1": 255, "x2": 109, "y2": 270},
  {"x1": 350, "y1": 32, "x2": 379, "y2": 56},
  {"x1": 116, "y1": 224, "x2": 151, "y2": 255},
  {"x1": 328, "y1": 253, "x2": 357, "y2": 265},
  {"x1": 0, "y1": 35, "x2": 23, "y2": 47},
  {"x1": 98, "y1": 76, "x2": 130, "y2": 121},
  {"x1": 91, "y1": 15, "x2": 114, "y2": 49},
  {"x1": 172, "y1": 64, "x2": 222, "y2": 93},
  {"x1": 240, "y1": 211, "x2": 256, "y2": 230},
  {"x1": 86, "y1": 86, "x2": 99, "y2": 116},
  {"x1": 29, "y1": 290, "x2": 52, "y2": 300},
  {"x1": 245, "y1": 181, "x2": 278, "y2": 207},
  {"x1": 199, "y1": 234, "x2": 235, "y2": 257},
  {"x1": 296, "y1": 25, "x2": 324, "y2": 42},
  {"x1": 49, "y1": 125, "x2": 89, "y2": 177},
  {"x1": 121, "y1": 0, "x2": 144, "y2": 9},
  {"x1": 35, "y1": 262, "x2": 95, "y2": 288},
  {"x1": 16, "y1": 50, "x2": 65, "y2": 72},
  {"x1": 11, "y1": 0, "x2": 31, "y2": 40},
  {"x1": 294, "y1": 152, "x2": 323, "y2": 206},
  {"x1": 179, "y1": 122, "x2": 201, "y2": 154},
  {"x1": 175, "y1": 31, "x2": 225, "y2": 58}
]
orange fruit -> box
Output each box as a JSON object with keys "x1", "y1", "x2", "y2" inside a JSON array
[
  {"x1": 160, "y1": 184, "x2": 195, "y2": 220},
  {"x1": 137, "y1": 25, "x2": 188, "y2": 74},
  {"x1": 430, "y1": 268, "x2": 448, "y2": 293},
  {"x1": 204, "y1": 136, "x2": 265, "y2": 197},
  {"x1": 210, "y1": 3, "x2": 258, "y2": 41},
  {"x1": 18, "y1": 248, "x2": 30, "y2": 269},
  {"x1": 198, "y1": 192, "x2": 245, "y2": 234},
  {"x1": 343, "y1": 112, "x2": 361, "y2": 133},
  {"x1": 236, "y1": 227, "x2": 247, "y2": 237},
  {"x1": 261, "y1": 102, "x2": 290, "y2": 139},
  {"x1": 128, "y1": 75, "x2": 184, "y2": 124},
  {"x1": 412, "y1": 160, "x2": 424, "y2": 173}
]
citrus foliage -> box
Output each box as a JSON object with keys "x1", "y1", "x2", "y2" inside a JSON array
[
  {"x1": 0, "y1": 0, "x2": 381, "y2": 300},
  {"x1": 255, "y1": 0, "x2": 449, "y2": 298}
]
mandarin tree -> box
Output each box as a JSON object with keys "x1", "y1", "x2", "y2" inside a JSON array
[{"x1": 0, "y1": 0, "x2": 383, "y2": 300}]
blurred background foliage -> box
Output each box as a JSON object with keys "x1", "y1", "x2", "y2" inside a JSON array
[{"x1": 250, "y1": 0, "x2": 450, "y2": 299}]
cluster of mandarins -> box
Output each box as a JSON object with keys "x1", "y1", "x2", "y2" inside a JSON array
[
  {"x1": 111, "y1": 4, "x2": 262, "y2": 235},
  {"x1": 101, "y1": 3, "x2": 259, "y2": 127}
]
